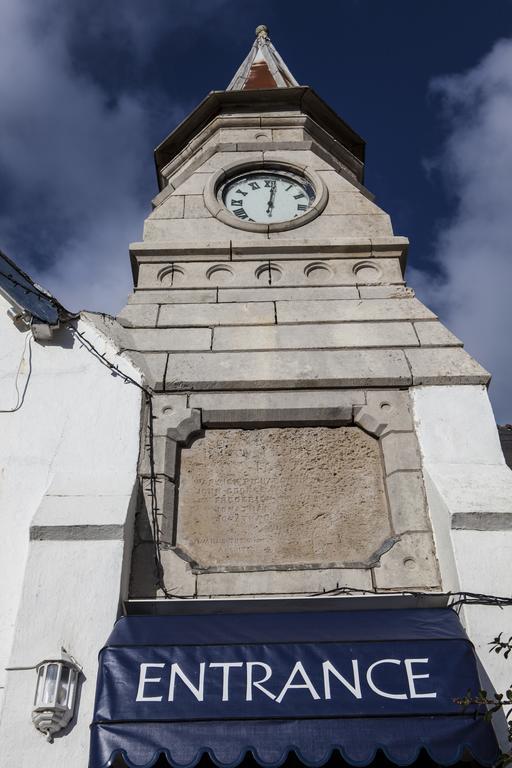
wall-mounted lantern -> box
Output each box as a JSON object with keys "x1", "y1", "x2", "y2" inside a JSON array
[{"x1": 32, "y1": 655, "x2": 81, "y2": 741}]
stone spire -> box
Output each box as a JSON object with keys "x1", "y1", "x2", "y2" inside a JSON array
[{"x1": 227, "y1": 25, "x2": 299, "y2": 91}]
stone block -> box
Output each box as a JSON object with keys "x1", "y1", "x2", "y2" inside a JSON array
[
  {"x1": 268, "y1": 213, "x2": 393, "y2": 241},
  {"x1": 141, "y1": 475, "x2": 176, "y2": 545},
  {"x1": 139, "y1": 434, "x2": 178, "y2": 479},
  {"x1": 277, "y1": 298, "x2": 435, "y2": 324},
  {"x1": 354, "y1": 390, "x2": 414, "y2": 437},
  {"x1": 196, "y1": 150, "x2": 263, "y2": 173},
  {"x1": 404, "y1": 347, "x2": 491, "y2": 385},
  {"x1": 212, "y1": 321, "x2": 419, "y2": 351},
  {"x1": 125, "y1": 328, "x2": 212, "y2": 352},
  {"x1": 169, "y1": 173, "x2": 210, "y2": 195},
  {"x1": 359, "y1": 286, "x2": 414, "y2": 299},
  {"x1": 196, "y1": 567, "x2": 373, "y2": 596},
  {"x1": 149, "y1": 195, "x2": 184, "y2": 220},
  {"x1": 272, "y1": 128, "x2": 306, "y2": 142},
  {"x1": 218, "y1": 287, "x2": 359, "y2": 302},
  {"x1": 152, "y1": 407, "x2": 202, "y2": 444},
  {"x1": 158, "y1": 302, "x2": 275, "y2": 327},
  {"x1": 127, "y1": 352, "x2": 167, "y2": 390},
  {"x1": 131, "y1": 240, "x2": 230, "y2": 259},
  {"x1": 317, "y1": 169, "x2": 365, "y2": 193},
  {"x1": 159, "y1": 548, "x2": 197, "y2": 598},
  {"x1": 381, "y1": 432, "x2": 421, "y2": 475},
  {"x1": 129, "y1": 290, "x2": 217, "y2": 304},
  {"x1": 324, "y1": 192, "x2": 383, "y2": 216},
  {"x1": 189, "y1": 390, "x2": 362, "y2": 426},
  {"x1": 176, "y1": 427, "x2": 391, "y2": 569},
  {"x1": 373, "y1": 533, "x2": 441, "y2": 590},
  {"x1": 230, "y1": 238, "x2": 372, "y2": 258},
  {"x1": 386, "y1": 471, "x2": 429, "y2": 533},
  {"x1": 145, "y1": 215, "x2": 264, "y2": 243},
  {"x1": 184, "y1": 195, "x2": 211, "y2": 219},
  {"x1": 219, "y1": 127, "x2": 271, "y2": 143},
  {"x1": 261, "y1": 148, "x2": 333, "y2": 171},
  {"x1": 164, "y1": 349, "x2": 412, "y2": 390},
  {"x1": 414, "y1": 321, "x2": 462, "y2": 347},
  {"x1": 151, "y1": 394, "x2": 188, "y2": 420},
  {"x1": 117, "y1": 304, "x2": 158, "y2": 328}
]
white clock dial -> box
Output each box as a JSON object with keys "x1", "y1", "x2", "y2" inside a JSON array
[{"x1": 221, "y1": 171, "x2": 315, "y2": 224}]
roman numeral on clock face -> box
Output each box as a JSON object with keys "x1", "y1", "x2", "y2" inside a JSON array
[
  {"x1": 264, "y1": 180, "x2": 273, "y2": 187},
  {"x1": 233, "y1": 208, "x2": 248, "y2": 219},
  {"x1": 230, "y1": 199, "x2": 243, "y2": 207},
  {"x1": 294, "y1": 192, "x2": 306, "y2": 199},
  {"x1": 248, "y1": 182, "x2": 260, "y2": 190},
  {"x1": 297, "y1": 204, "x2": 308, "y2": 211},
  {"x1": 235, "y1": 189, "x2": 247, "y2": 196}
]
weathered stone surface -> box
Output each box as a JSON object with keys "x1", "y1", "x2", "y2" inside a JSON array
[
  {"x1": 189, "y1": 390, "x2": 363, "y2": 426},
  {"x1": 159, "y1": 548, "x2": 197, "y2": 597},
  {"x1": 381, "y1": 432, "x2": 421, "y2": 476},
  {"x1": 196, "y1": 567, "x2": 373, "y2": 596},
  {"x1": 128, "y1": 290, "x2": 217, "y2": 304},
  {"x1": 149, "y1": 195, "x2": 184, "y2": 219},
  {"x1": 386, "y1": 471, "x2": 429, "y2": 533},
  {"x1": 359, "y1": 286, "x2": 415, "y2": 299},
  {"x1": 151, "y1": 394, "x2": 188, "y2": 422},
  {"x1": 184, "y1": 195, "x2": 210, "y2": 219},
  {"x1": 414, "y1": 321, "x2": 462, "y2": 347},
  {"x1": 374, "y1": 532, "x2": 440, "y2": 589},
  {"x1": 277, "y1": 298, "x2": 435, "y2": 324},
  {"x1": 117, "y1": 304, "x2": 158, "y2": 328},
  {"x1": 404, "y1": 347, "x2": 491, "y2": 385},
  {"x1": 218, "y1": 287, "x2": 359, "y2": 302},
  {"x1": 159, "y1": 302, "x2": 275, "y2": 327},
  {"x1": 142, "y1": 475, "x2": 175, "y2": 545},
  {"x1": 176, "y1": 427, "x2": 391, "y2": 569},
  {"x1": 323, "y1": 192, "x2": 384, "y2": 216},
  {"x1": 128, "y1": 352, "x2": 167, "y2": 390},
  {"x1": 212, "y1": 322, "x2": 418, "y2": 351},
  {"x1": 164, "y1": 349, "x2": 412, "y2": 390},
  {"x1": 139, "y1": 435, "x2": 178, "y2": 479},
  {"x1": 126, "y1": 328, "x2": 212, "y2": 352},
  {"x1": 170, "y1": 173, "x2": 209, "y2": 195},
  {"x1": 137, "y1": 258, "x2": 403, "y2": 290},
  {"x1": 268, "y1": 213, "x2": 393, "y2": 241},
  {"x1": 153, "y1": 408, "x2": 202, "y2": 443},
  {"x1": 354, "y1": 390, "x2": 414, "y2": 437}
]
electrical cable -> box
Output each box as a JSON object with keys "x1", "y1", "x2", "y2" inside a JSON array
[
  {"x1": 4, "y1": 308, "x2": 508, "y2": 611},
  {"x1": 68, "y1": 324, "x2": 188, "y2": 599},
  {"x1": 0, "y1": 331, "x2": 32, "y2": 413}
]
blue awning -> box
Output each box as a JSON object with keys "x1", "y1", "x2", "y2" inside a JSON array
[{"x1": 89, "y1": 608, "x2": 499, "y2": 768}]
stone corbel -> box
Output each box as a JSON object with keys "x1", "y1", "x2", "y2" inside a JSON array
[{"x1": 353, "y1": 390, "x2": 413, "y2": 437}]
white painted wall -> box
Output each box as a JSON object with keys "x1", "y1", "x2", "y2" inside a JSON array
[
  {"x1": 0, "y1": 295, "x2": 143, "y2": 767},
  {"x1": 413, "y1": 385, "x2": 512, "y2": 716}
]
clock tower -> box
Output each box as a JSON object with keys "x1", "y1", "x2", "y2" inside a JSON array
[{"x1": 117, "y1": 27, "x2": 506, "y2": 641}]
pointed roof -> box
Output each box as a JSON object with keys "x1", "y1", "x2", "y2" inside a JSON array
[{"x1": 227, "y1": 25, "x2": 299, "y2": 91}]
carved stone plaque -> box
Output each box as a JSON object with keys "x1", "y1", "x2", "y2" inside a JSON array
[{"x1": 176, "y1": 427, "x2": 391, "y2": 569}]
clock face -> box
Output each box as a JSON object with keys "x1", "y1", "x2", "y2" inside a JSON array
[{"x1": 221, "y1": 171, "x2": 315, "y2": 224}]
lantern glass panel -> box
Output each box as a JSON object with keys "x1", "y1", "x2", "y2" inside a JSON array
[
  {"x1": 43, "y1": 663, "x2": 59, "y2": 705},
  {"x1": 34, "y1": 665, "x2": 45, "y2": 705},
  {"x1": 57, "y1": 666, "x2": 70, "y2": 706}
]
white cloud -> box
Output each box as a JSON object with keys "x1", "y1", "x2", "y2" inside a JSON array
[
  {"x1": 0, "y1": 0, "x2": 229, "y2": 314},
  {"x1": 409, "y1": 39, "x2": 512, "y2": 423}
]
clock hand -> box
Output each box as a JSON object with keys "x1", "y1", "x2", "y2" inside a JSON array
[{"x1": 266, "y1": 181, "x2": 277, "y2": 216}]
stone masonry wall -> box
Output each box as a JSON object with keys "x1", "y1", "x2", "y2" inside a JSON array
[{"x1": 118, "y1": 107, "x2": 489, "y2": 600}]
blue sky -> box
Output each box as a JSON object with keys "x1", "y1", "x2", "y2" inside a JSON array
[{"x1": 1, "y1": 0, "x2": 512, "y2": 420}]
